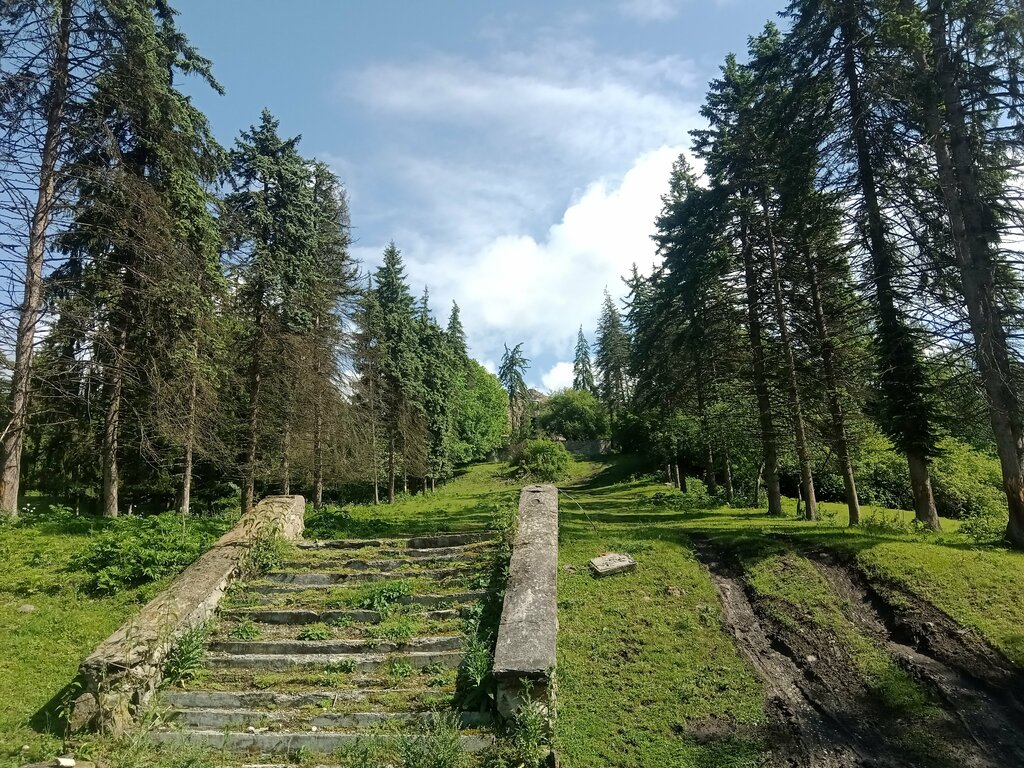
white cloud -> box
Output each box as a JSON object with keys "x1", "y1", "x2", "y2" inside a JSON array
[
  {"x1": 619, "y1": 0, "x2": 680, "y2": 21},
  {"x1": 541, "y1": 361, "x2": 575, "y2": 393},
  {"x1": 341, "y1": 37, "x2": 704, "y2": 372}
]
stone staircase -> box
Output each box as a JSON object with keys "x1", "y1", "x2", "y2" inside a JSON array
[{"x1": 149, "y1": 530, "x2": 498, "y2": 755}]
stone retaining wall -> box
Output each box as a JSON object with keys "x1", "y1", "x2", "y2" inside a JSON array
[
  {"x1": 70, "y1": 496, "x2": 305, "y2": 735},
  {"x1": 493, "y1": 484, "x2": 558, "y2": 720}
]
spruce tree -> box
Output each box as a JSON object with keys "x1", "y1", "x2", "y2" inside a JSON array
[{"x1": 573, "y1": 327, "x2": 596, "y2": 394}]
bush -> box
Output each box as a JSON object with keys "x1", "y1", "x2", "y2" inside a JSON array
[
  {"x1": 538, "y1": 389, "x2": 608, "y2": 441},
  {"x1": 304, "y1": 503, "x2": 352, "y2": 539},
  {"x1": 511, "y1": 439, "x2": 572, "y2": 482},
  {"x1": 78, "y1": 513, "x2": 226, "y2": 595}
]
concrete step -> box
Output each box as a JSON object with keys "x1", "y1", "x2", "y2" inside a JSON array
[
  {"x1": 206, "y1": 649, "x2": 464, "y2": 672},
  {"x1": 281, "y1": 551, "x2": 487, "y2": 571},
  {"x1": 242, "y1": 588, "x2": 487, "y2": 606},
  {"x1": 220, "y1": 607, "x2": 462, "y2": 625},
  {"x1": 208, "y1": 636, "x2": 463, "y2": 656},
  {"x1": 162, "y1": 687, "x2": 442, "y2": 710},
  {"x1": 262, "y1": 566, "x2": 475, "y2": 586},
  {"x1": 406, "y1": 531, "x2": 494, "y2": 549},
  {"x1": 168, "y1": 707, "x2": 491, "y2": 730},
  {"x1": 148, "y1": 728, "x2": 493, "y2": 753},
  {"x1": 296, "y1": 539, "x2": 389, "y2": 551}
]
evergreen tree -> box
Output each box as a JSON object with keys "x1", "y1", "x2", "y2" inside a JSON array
[
  {"x1": 498, "y1": 343, "x2": 530, "y2": 439},
  {"x1": 225, "y1": 110, "x2": 316, "y2": 513},
  {"x1": 572, "y1": 327, "x2": 596, "y2": 393},
  {"x1": 594, "y1": 290, "x2": 631, "y2": 434}
]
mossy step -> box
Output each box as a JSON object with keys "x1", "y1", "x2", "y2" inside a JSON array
[
  {"x1": 148, "y1": 729, "x2": 493, "y2": 753},
  {"x1": 168, "y1": 708, "x2": 492, "y2": 730},
  {"x1": 220, "y1": 608, "x2": 462, "y2": 625},
  {"x1": 405, "y1": 532, "x2": 495, "y2": 549},
  {"x1": 191, "y1": 668, "x2": 455, "y2": 693},
  {"x1": 162, "y1": 687, "x2": 448, "y2": 710},
  {"x1": 281, "y1": 552, "x2": 488, "y2": 571},
  {"x1": 208, "y1": 636, "x2": 463, "y2": 656},
  {"x1": 239, "y1": 588, "x2": 487, "y2": 605},
  {"x1": 261, "y1": 566, "x2": 477, "y2": 586},
  {"x1": 206, "y1": 649, "x2": 464, "y2": 672}
]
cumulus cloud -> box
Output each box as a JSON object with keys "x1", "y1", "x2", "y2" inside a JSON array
[
  {"x1": 541, "y1": 361, "x2": 575, "y2": 392},
  {"x1": 341, "y1": 35, "x2": 704, "y2": 374}
]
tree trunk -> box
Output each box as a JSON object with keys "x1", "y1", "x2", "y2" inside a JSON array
[
  {"x1": 666, "y1": 463, "x2": 673, "y2": 487},
  {"x1": 313, "y1": 343, "x2": 325, "y2": 509},
  {"x1": 102, "y1": 331, "x2": 126, "y2": 519},
  {"x1": 723, "y1": 450, "x2": 734, "y2": 505},
  {"x1": 0, "y1": 0, "x2": 74, "y2": 518},
  {"x1": 180, "y1": 370, "x2": 197, "y2": 517},
  {"x1": 762, "y1": 197, "x2": 817, "y2": 521},
  {"x1": 281, "y1": 422, "x2": 291, "y2": 495},
  {"x1": 740, "y1": 203, "x2": 783, "y2": 516},
  {"x1": 839, "y1": 2, "x2": 939, "y2": 530},
  {"x1": 907, "y1": 449, "x2": 941, "y2": 530},
  {"x1": 242, "y1": 352, "x2": 261, "y2": 515},
  {"x1": 923, "y1": 0, "x2": 1024, "y2": 546},
  {"x1": 388, "y1": 435, "x2": 396, "y2": 504},
  {"x1": 677, "y1": 464, "x2": 687, "y2": 493},
  {"x1": 807, "y1": 255, "x2": 861, "y2": 525}
]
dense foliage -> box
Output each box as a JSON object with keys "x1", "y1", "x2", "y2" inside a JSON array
[
  {"x1": 0, "y1": 0, "x2": 508, "y2": 517},
  {"x1": 578, "y1": 1, "x2": 1024, "y2": 546}
]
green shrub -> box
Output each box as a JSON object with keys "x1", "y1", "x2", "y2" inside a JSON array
[
  {"x1": 242, "y1": 528, "x2": 289, "y2": 575},
  {"x1": 931, "y1": 438, "x2": 1007, "y2": 522},
  {"x1": 163, "y1": 623, "x2": 209, "y2": 687},
  {"x1": 352, "y1": 580, "x2": 413, "y2": 615},
  {"x1": 304, "y1": 503, "x2": 352, "y2": 539},
  {"x1": 228, "y1": 618, "x2": 261, "y2": 640},
  {"x1": 298, "y1": 622, "x2": 332, "y2": 641},
  {"x1": 398, "y1": 711, "x2": 467, "y2": 768},
  {"x1": 538, "y1": 389, "x2": 608, "y2": 441},
  {"x1": 484, "y1": 701, "x2": 548, "y2": 768},
  {"x1": 78, "y1": 513, "x2": 225, "y2": 595},
  {"x1": 512, "y1": 439, "x2": 572, "y2": 482}
]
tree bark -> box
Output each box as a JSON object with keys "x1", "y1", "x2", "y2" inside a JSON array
[
  {"x1": 922, "y1": 0, "x2": 1024, "y2": 546},
  {"x1": 281, "y1": 422, "x2": 290, "y2": 495},
  {"x1": 242, "y1": 329, "x2": 262, "y2": 515},
  {"x1": 102, "y1": 330, "x2": 126, "y2": 519},
  {"x1": 0, "y1": 0, "x2": 74, "y2": 518},
  {"x1": 388, "y1": 435, "x2": 396, "y2": 504},
  {"x1": 740, "y1": 203, "x2": 783, "y2": 516},
  {"x1": 723, "y1": 449, "x2": 734, "y2": 505},
  {"x1": 762, "y1": 196, "x2": 817, "y2": 521},
  {"x1": 179, "y1": 370, "x2": 197, "y2": 517},
  {"x1": 807, "y1": 255, "x2": 861, "y2": 525},
  {"x1": 839, "y1": 1, "x2": 939, "y2": 529}
]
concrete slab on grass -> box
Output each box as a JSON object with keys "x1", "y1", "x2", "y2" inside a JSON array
[{"x1": 589, "y1": 553, "x2": 637, "y2": 577}]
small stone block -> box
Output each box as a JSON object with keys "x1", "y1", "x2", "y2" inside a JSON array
[{"x1": 589, "y1": 553, "x2": 637, "y2": 577}]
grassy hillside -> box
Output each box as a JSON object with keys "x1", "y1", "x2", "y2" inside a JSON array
[{"x1": 4, "y1": 458, "x2": 1023, "y2": 768}]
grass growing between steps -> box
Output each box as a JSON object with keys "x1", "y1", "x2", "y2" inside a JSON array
[
  {"x1": 0, "y1": 504, "x2": 235, "y2": 768},
  {"x1": 554, "y1": 456, "x2": 1024, "y2": 767}
]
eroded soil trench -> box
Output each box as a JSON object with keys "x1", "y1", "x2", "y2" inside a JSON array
[{"x1": 691, "y1": 537, "x2": 1024, "y2": 768}]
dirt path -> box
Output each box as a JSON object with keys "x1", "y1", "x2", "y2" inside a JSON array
[{"x1": 691, "y1": 537, "x2": 1024, "y2": 768}]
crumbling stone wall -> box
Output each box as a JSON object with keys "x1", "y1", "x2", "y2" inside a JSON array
[{"x1": 70, "y1": 495, "x2": 305, "y2": 735}]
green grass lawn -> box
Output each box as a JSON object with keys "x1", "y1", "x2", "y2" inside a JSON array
[
  {"x1": 0, "y1": 506, "x2": 232, "y2": 768},
  {"x1": 6, "y1": 458, "x2": 1024, "y2": 768},
  {"x1": 554, "y1": 457, "x2": 1024, "y2": 767}
]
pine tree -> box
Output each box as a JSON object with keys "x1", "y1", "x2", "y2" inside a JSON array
[
  {"x1": 573, "y1": 327, "x2": 596, "y2": 394},
  {"x1": 225, "y1": 109, "x2": 316, "y2": 513},
  {"x1": 498, "y1": 343, "x2": 530, "y2": 440},
  {"x1": 594, "y1": 290, "x2": 631, "y2": 434}
]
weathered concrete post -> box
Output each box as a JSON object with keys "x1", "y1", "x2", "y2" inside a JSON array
[
  {"x1": 69, "y1": 495, "x2": 305, "y2": 735},
  {"x1": 493, "y1": 484, "x2": 558, "y2": 720}
]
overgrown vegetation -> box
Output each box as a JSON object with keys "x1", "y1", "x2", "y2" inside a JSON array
[{"x1": 511, "y1": 439, "x2": 571, "y2": 482}]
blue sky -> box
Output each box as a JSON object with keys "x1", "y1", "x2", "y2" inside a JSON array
[{"x1": 174, "y1": 0, "x2": 783, "y2": 390}]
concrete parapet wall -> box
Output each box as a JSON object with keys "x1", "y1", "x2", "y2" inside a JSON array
[
  {"x1": 70, "y1": 495, "x2": 305, "y2": 735},
  {"x1": 493, "y1": 484, "x2": 558, "y2": 720}
]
